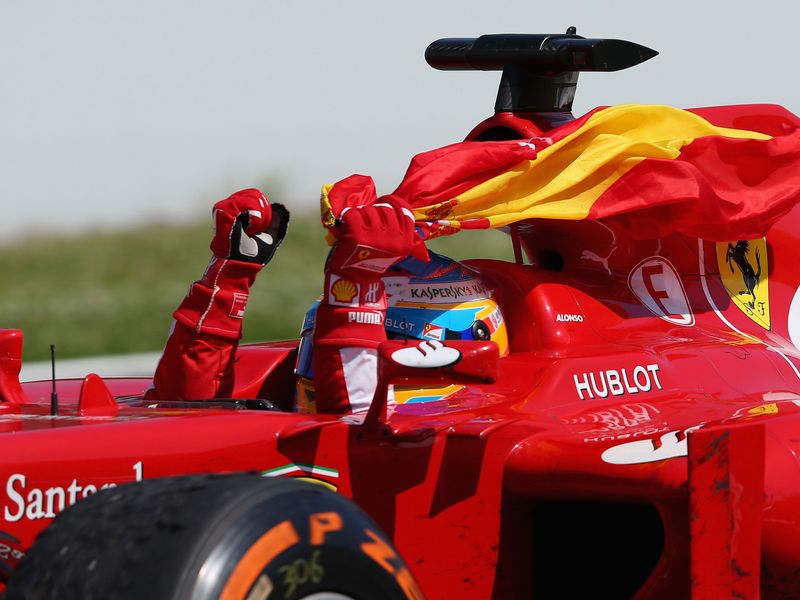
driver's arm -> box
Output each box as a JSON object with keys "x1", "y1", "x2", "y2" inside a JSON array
[
  {"x1": 149, "y1": 189, "x2": 289, "y2": 400},
  {"x1": 312, "y1": 198, "x2": 425, "y2": 413}
]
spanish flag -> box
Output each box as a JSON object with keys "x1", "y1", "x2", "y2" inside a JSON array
[{"x1": 322, "y1": 104, "x2": 800, "y2": 242}]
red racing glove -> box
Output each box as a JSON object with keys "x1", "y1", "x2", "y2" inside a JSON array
[
  {"x1": 174, "y1": 188, "x2": 289, "y2": 339},
  {"x1": 312, "y1": 197, "x2": 427, "y2": 413},
  {"x1": 151, "y1": 189, "x2": 289, "y2": 401}
]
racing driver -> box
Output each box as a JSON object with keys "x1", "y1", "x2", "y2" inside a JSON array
[{"x1": 149, "y1": 187, "x2": 507, "y2": 413}]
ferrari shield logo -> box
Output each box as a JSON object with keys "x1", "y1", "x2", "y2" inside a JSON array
[{"x1": 715, "y1": 238, "x2": 770, "y2": 329}]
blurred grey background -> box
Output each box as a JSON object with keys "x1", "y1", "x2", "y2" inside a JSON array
[{"x1": 3, "y1": 0, "x2": 799, "y2": 239}]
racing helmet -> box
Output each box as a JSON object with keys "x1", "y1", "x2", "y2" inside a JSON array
[{"x1": 294, "y1": 251, "x2": 509, "y2": 411}]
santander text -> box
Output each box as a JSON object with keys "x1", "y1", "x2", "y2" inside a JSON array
[{"x1": 4, "y1": 461, "x2": 143, "y2": 522}]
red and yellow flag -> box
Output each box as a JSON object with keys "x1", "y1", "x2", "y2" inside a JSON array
[{"x1": 322, "y1": 104, "x2": 800, "y2": 242}]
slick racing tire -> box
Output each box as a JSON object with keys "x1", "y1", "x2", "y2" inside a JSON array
[{"x1": 6, "y1": 473, "x2": 422, "y2": 600}]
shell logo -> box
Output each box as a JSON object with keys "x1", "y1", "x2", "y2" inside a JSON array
[{"x1": 332, "y1": 278, "x2": 358, "y2": 303}]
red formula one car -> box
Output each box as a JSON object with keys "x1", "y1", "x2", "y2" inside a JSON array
[{"x1": 3, "y1": 31, "x2": 800, "y2": 599}]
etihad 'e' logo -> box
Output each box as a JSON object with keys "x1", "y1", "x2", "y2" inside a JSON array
[{"x1": 628, "y1": 257, "x2": 694, "y2": 326}]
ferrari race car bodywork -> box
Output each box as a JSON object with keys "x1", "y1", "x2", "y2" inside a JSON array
[{"x1": 2, "y1": 32, "x2": 800, "y2": 599}]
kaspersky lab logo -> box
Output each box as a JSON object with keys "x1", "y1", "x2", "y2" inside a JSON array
[
  {"x1": 628, "y1": 257, "x2": 694, "y2": 326},
  {"x1": 715, "y1": 238, "x2": 770, "y2": 330}
]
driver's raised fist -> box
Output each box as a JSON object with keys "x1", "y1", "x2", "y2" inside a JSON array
[{"x1": 210, "y1": 189, "x2": 289, "y2": 266}]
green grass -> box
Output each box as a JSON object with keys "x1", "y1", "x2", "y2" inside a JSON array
[{"x1": 0, "y1": 214, "x2": 514, "y2": 362}]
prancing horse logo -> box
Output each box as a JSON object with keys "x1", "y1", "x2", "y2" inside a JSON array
[
  {"x1": 715, "y1": 238, "x2": 771, "y2": 330},
  {"x1": 725, "y1": 241, "x2": 761, "y2": 310}
]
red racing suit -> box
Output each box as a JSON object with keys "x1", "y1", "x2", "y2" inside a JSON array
[{"x1": 149, "y1": 189, "x2": 425, "y2": 413}]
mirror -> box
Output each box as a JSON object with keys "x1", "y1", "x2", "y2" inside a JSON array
[{"x1": 363, "y1": 339, "x2": 499, "y2": 428}]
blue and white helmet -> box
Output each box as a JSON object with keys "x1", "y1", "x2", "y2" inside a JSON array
[{"x1": 295, "y1": 251, "x2": 508, "y2": 382}]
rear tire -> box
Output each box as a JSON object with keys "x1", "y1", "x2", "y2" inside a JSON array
[{"x1": 7, "y1": 473, "x2": 422, "y2": 600}]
